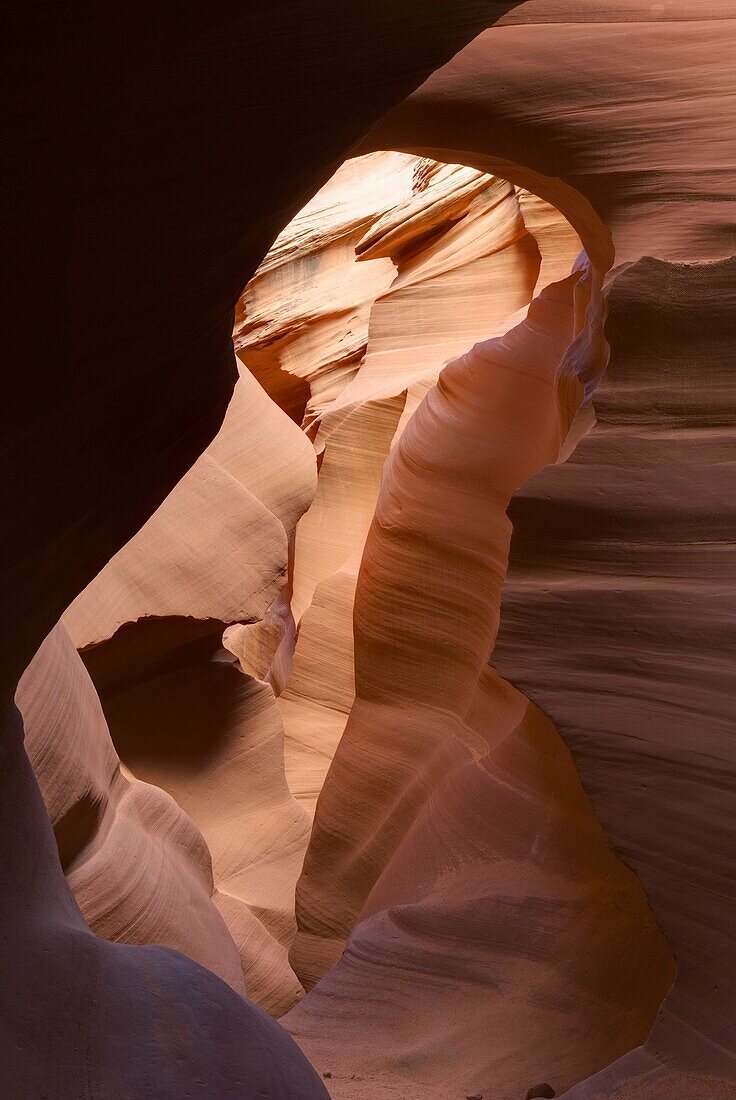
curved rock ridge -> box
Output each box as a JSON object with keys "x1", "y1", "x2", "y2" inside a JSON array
[
  {"x1": 64, "y1": 362, "x2": 317, "y2": 651},
  {"x1": 1, "y1": 3, "x2": 553, "y2": 1094},
  {"x1": 56, "y1": 154, "x2": 581, "y2": 1007},
  {"x1": 234, "y1": 157, "x2": 587, "y2": 863},
  {"x1": 17, "y1": 622, "x2": 246, "y2": 994},
  {"x1": 340, "y1": 6, "x2": 735, "y2": 1096},
  {"x1": 6, "y1": 2, "x2": 736, "y2": 1095},
  {"x1": 51, "y1": 147, "x2": 646, "y2": 1099},
  {"x1": 96, "y1": 635, "x2": 312, "y2": 1017},
  {"x1": 3, "y1": 693, "x2": 328, "y2": 1100},
  {"x1": 58, "y1": 359, "x2": 317, "y2": 1013},
  {"x1": 493, "y1": 256, "x2": 736, "y2": 1098},
  {"x1": 291, "y1": 273, "x2": 588, "y2": 974},
  {"x1": 287, "y1": 266, "x2": 674, "y2": 1097},
  {"x1": 233, "y1": 155, "x2": 595, "y2": 982}
]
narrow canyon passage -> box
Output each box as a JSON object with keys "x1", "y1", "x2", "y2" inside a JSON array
[
  {"x1": 282, "y1": 160, "x2": 673, "y2": 1099},
  {"x1": 6, "y1": 7, "x2": 735, "y2": 1099},
  {"x1": 16, "y1": 155, "x2": 674, "y2": 1099}
]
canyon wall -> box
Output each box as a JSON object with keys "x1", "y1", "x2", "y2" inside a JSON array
[
  {"x1": 294, "y1": 5, "x2": 736, "y2": 1097},
  {"x1": 2, "y1": 3, "x2": 503, "y2": 1096},
  {"x1": 495, "y1": 256, "x2": 736, "y2": 1100},
  {"x1": 4, "y1": 2, "x2": 735, "y2": 1098}
]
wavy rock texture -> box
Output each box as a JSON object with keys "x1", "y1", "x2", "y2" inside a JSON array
[
  {"x1": 5, "y1": 2, "x2": 736, "y2": 1097},
  {"x1": 63, "y1": 361, "x2": 317, "y2": 1015},
  {"x1": 32, "y1": 139, "x2": 714, "y2": 1098},
  {"x1": 97, "y1": 639, "x2": 310, "y2": 1017},
  {"x1": 17, "y1": 622, "x2": 246, "y2": 995},
  {"x1": 240, "y1": 159, "x2": 582, "y2": 849},
  {"x1": 233, "y1": 153, "x2": 413, "y2": 428},
  {"x1": 5, "y1": 3, "x2": 511, "y2": 1093},
  {"x1": 494, "y1": 256, "x2": 736, "y2": 1099},
  {"x1": 55, "y1": 156, "x2": 534, "y2": 1014},
  {"x1": 60, "y1": 155, "x2": 563, "y2": 1009},
  {"x1": 314, "y1": 173, "x2": 539, "y2": 448},
  {"x1": 291, "y1": 4, "x2": 736, "y2": 1098},
  {"x1": 287, "y1": 276, "x2": 674, "y2": 1098},
  {"x1": 65, "y1": 362, "x2": 316, "y2": 649}
]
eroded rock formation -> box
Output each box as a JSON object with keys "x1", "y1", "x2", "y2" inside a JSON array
[
  {"x1": 4, "y1": 2, "x2": 736, "y2": 1098},
  {"x1": 286, "y1": 203, "x2": 674, "y2": 1098}
]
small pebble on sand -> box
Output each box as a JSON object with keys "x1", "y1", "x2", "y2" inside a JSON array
[
  {"x1": 322, "y1": 1069, "x2": 332, "y2": 1079},
  {"x1": 525, "y1": 1085, "x2": 555, "y2": 1100}
]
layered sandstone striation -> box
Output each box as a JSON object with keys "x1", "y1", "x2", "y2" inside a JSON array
[
  {"x1": 286, "y1": 237, "x2": 674, "y2": 1098},
  {"x1": 51, "y1": 155, "x2": 574, "y2": 1017},
  {"x1": 4, "y1": 4, "x2": 503, "y2": 1094},
  {"x1": 494, "y1": 256, "x2": 736, "y2": 1100},
  {"x1": 4, "y1": 2, "x2": 736, "y2": 1098},
  {"x1": 50, "y1": 146, "x2": 677, "y2": 1099},
  {"x1": 58, "y1": 358, "x2": 317, "y2": 1014},
  {"x1": 347, "y1": 7, "x2": 736, "y2": 1096},
  {"x1": 17, "y1": 622, "x2": 246, "y2": 994}
]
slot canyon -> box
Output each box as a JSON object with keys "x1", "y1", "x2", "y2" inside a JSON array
[{"x1": 3, "y1": 4, "x2": 735, "y2": 1099}]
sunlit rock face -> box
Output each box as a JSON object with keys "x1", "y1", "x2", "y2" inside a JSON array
[
  {"x1": 5, "y1": 4, "x2": 736, "y2": 1098},
  {"x1": 24, "y1": 148, "x2": 675, "y2": 1100},
  {"x1": 352, "y1": 8, "x2": 736, "y2": 1097},
  {"x1": 280, "y1": 162, "x2": 673, "y2": 1100},
  {"x1": 53, "y1": 153, "x2": 603, "y2": 1025}
]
